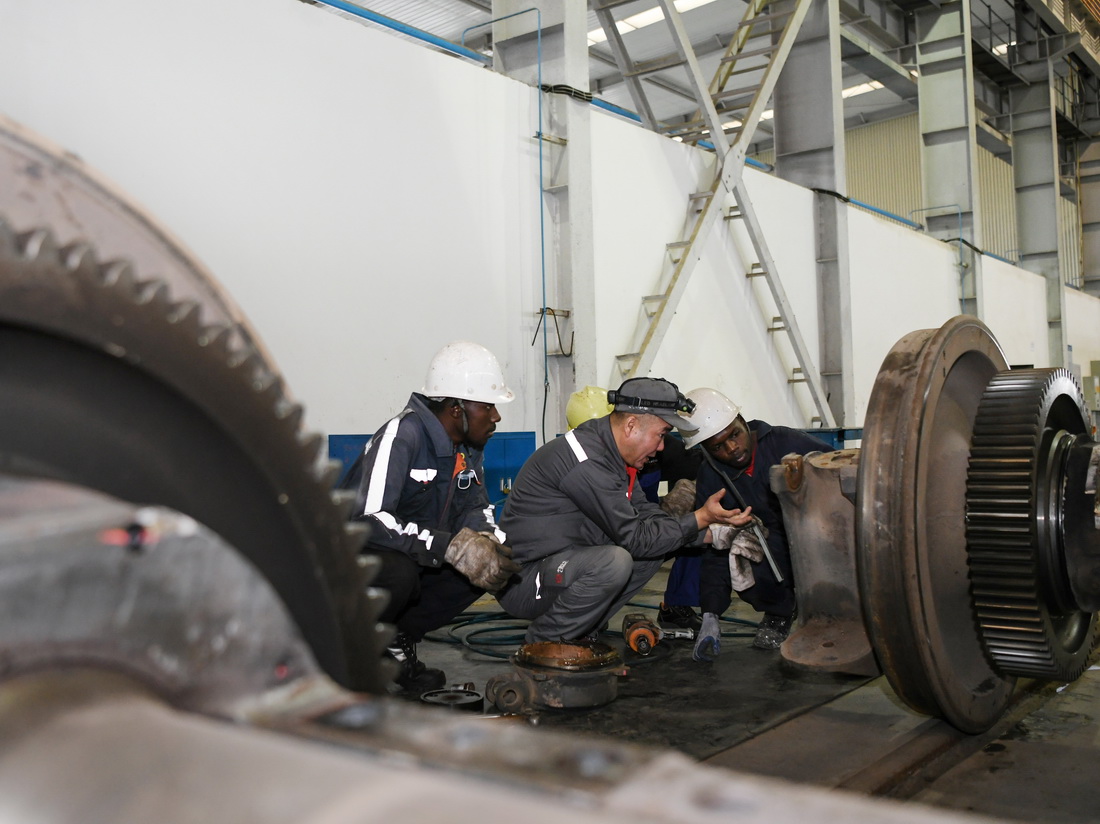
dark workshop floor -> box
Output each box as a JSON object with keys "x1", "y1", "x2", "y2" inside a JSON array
[
  {"x1": 414, "y1": 561, "x2": 868, "y2": 758},
  {"x1": 409, "y1": 560, "x2": 1100, "y2": 824}
]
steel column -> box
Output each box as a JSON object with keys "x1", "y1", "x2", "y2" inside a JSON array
[
  {"x1": 772, "y1": 0, "x2": 853, "y2": 426},
  {"x1": 1010, "y1": 53, "x2": 1068, "y2": 367},
  {"x1": 914, "y1": 0, "x2": 985, "y2": 317}
]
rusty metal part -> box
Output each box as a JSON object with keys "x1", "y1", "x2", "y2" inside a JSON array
[
  {"x1": 485, "y1": 642, "x2": 628, "y2": 712},
  {"x1": 0, "y1": 474, "x2": 322, "y2": 710},
  {"x1": 772, "y1": 449, "x2": 878, "y2": 677},
  {"x1": 782, "y1": 453, "x2": 805, "y2": 492},
  {"x1": 513, "y1": 641, "x2": 624, "y2": 671},
  {"x1": 0, "y1": 218, "x2": 390, "y2": 693},
  {"x1": 857, "y1": 316, "x2": 1015, "y2": 733},
  {"x1": 966, "y1": 368, "x2": 1098, "y2": 679}
]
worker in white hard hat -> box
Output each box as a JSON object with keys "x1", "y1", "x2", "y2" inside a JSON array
[
  {"x1": 339, "y1": 340, "x2": 520, "y2": 696},
  {"x1": 497, "y1": 377, "x2": 754, "y2": 644},
  {"x1": 677, "y1": 387, "x2": 832, "y2": 660}
]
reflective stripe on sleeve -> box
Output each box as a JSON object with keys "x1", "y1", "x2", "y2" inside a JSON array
[
  {"x1": 565, "y1": 430, "x2": 588, "y2": 462},
  {"x1": 363, "y1": 414, "x2": 404, "y2": 516}
]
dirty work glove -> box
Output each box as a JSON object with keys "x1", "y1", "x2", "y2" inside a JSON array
[
  {"x1": 660, "y1": 478, "x2": 697, "y2": 518},
  {"x1": 708, "y1": 515, "x2": 766, "y2": 550},
  {"x1": 693, "y1": 612, "x2": 722, "y2": 662},
  {"x1": 445, "y1": 527, "x2": 521, "y2": 592},
  {"x1": 729, "y1": 529, "x2": 765, "y2": 591}
]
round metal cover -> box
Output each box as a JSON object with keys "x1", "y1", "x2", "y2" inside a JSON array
[
  {"x1": 857, "y1": 316, "x2": 1015, "y2": 733},
  {"x1": 420, "y1": 687, "x2": 485, "y2": 712},
  {"x1": 513, "y1": 641, "x2": 623, "y2": 672}
]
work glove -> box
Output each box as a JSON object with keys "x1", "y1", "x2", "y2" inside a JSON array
[
  {"x1": 692, "y1": 612, "x2": 722, "y2": 662},
  {"x1": 445, "y1": 527, "x2": 521, "y2": 592},
  {"x1": 729, "y1": 529, "x2": 765, "y2": 591},
  {"x1": 660, "y1": 478, "x2": 697, "y2": 518},
  {"x1": 710, "y1": 519, "x2": 767, "y2": 591},
  {"x1": 708, "y1": 515, "x2": 766, "y2": 550}
]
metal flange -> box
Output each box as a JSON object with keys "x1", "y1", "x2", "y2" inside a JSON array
[{"x1": 858, "y1": 315, "x2": 1015, "y2": 733}]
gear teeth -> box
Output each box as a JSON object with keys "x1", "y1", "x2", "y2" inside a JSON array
[
  {"x1": 357, "y1": 555, "x2": 383, "y2": 586},
  {"x1": 167, "y1": 299, "x2": 203, "y2": 330},
  {"x1": 298, "y1": 431, "x2": 325, "y2": 466},
  {"x1": 274, "y1": 399, "x2": 304, "y2": 432},
  {"x1": 19, "y1": 228, "x2": 59, "y2": 263},
  {"x1": 331, "y1": 488, "x2": 358, "y2": 521},
  {"x1": 361, "y1": 585, "x2": 390, "y2": 626},
  {"x1": 60, "y1": 242, "x2": 100, "y2": 277},
  {"x1": 227, "y1": 346, "x2": 262, "y2": 374},
  {"x1": 317, "y1": 457, "x2": 342, "y2": 489},
  {"x1": 967, "y1": 368, "x2": 1098, "y2": 680},
  {"x1": 344, "y1": 520, "x2": 370, "y2": 553},
  {"x1": 0, "y1": 213, "x2": 391, "y2": 693},
  {"x1": 198, "y1": 324, "x2": 234, "y2": 358},
  {"x1": 252, "y1": 372, "x2": 283, "y2": 402},
  {"x1": 99, "y1": 259, "x2": 136, "y2": 290},
  {"x1": 135, "y1": 279, "x2": 170, "y2": 307}
]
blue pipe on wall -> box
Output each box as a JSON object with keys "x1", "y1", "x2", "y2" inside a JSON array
[
  {"x1": 849, "y1": 197, "x2": 922, "y2": 229},
  {"x1": 312, "y1": 0, "x2": 492, "y2": 64}
]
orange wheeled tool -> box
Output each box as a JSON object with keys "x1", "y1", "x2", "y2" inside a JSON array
[{"x1": 621, "y1": 613, "x2": 663, "y2": 655}]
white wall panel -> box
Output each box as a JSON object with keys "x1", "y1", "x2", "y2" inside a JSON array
[
  {"x1": 2, "y1": 0, "x2": 1099, "y2": 437},
  {"x1": 982, "y1": 258, "x2": 1049, "y2": 368},
  {"x1": 846, "y1": 208, "x2": 961, "y2": 423}
]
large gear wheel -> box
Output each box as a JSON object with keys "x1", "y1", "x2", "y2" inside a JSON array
[
  {"x1": 966, "y1": 368, "x2": 1099, "y2": 679},
  {"x1": 858, "y1": 316, "x2": 1016, "y2": 733},
  {"x1": 0, "y1": 216, "x2": 392, "y2": 693}
]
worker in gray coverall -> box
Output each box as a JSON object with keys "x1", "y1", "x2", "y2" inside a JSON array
[{"x1": 497, "y1": 377, "x2": 755, "y2": 643}]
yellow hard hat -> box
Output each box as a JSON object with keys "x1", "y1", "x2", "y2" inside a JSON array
[{"x1": 566, "y1": 386, "x2": 613, "y2": 430}]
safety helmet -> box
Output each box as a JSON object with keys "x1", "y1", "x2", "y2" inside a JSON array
[
  {"x1": 680, "y1": 387, "x2": 741, "y2": 449},
  {"x1": 422, "y1": 341, "x2": 515, "y2": 404},
  {"x1": 566, "y1": 386, "x2": 613, "y2": 430}
]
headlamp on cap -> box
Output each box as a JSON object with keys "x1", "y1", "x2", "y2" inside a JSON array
[{"x1": 608, "y1": 377, "x2": 699, "y2": 430}]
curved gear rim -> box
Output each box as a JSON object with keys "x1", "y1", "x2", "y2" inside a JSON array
[
  {"x1": 966, "y1": 368, "x2": 1098, "y2": 680},
  {"x1": 0, "y1": 216, "x2": 393, "y2": 692},
  {"x1": 857, "y1": 316, "x2": 1015, "y2": 733}
]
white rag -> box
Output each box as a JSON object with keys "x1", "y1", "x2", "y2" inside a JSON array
[{"x1": 709, "y1": 521, "x2": 766, "y2": 592}]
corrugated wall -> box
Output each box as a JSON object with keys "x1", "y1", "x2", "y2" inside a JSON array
[
  {"x1": 846, "y1": 114, "x2": 922, "y2": 226},
  {"x1": 1062, "y1": 192, "x2": 1083, "y2": 287},
  {"x1": 753, "y1": 113, "x2": 1081, "y2": 286},
  {"x1": 977, "y1": 144, "x2": 1017, "y2": 262}
]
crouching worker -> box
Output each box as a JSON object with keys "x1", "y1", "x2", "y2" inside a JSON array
[
  {"x1": 340, "y1": 341, "x2": 520, "y2": 695},
  {"x1": 497, "y1": 377, "x2": 753, "y2": 644},
  {"x1": 679, "y1": 388, "x2": 832, "y2": 660}
]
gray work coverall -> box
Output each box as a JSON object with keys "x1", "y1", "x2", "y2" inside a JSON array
[{"x1": 498, "y1": 415, "x2": 699, "y2": 642}]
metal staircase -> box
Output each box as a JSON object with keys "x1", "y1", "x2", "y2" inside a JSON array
[{"x1": 594, "y1": 0, "x2": 835, "y2": 427}]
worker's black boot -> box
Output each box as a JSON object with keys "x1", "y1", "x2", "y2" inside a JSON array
[
  {"x1": 752, "y1": 612, "x2": 795, "y2": 650},
  {"x1": 386, "y1": 632, "x2": 446, "y2": 696},
  {"x1": 658, "y1": 603, "x2": 703, "y2": 632}
]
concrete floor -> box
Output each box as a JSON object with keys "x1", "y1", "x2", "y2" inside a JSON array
[{"x1": 409, "y1": 559, "x2": 1100, "y2": 824}]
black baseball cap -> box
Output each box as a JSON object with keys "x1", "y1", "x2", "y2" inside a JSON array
[{"x1": 608, "y1": 377, "x2": 698, "y2": 430}]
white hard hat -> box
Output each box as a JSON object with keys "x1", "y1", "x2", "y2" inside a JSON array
[
  {"x1": 422, "y1": 341, "x2": 515, "y2": 404},
  {"x1": 680, "y1": 387, "x2": 741, "y2": 449}
]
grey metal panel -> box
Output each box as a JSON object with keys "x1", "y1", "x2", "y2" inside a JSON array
[
  {"x1": 773, "y1": 0, "x2": 852, "y2": 427},
  {"x1": 1011, "y1": 58, "x2": 1068, "y2": 366},
  {"x1": 915, "y1": 0, "x2": 985, "y2": 317}
]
